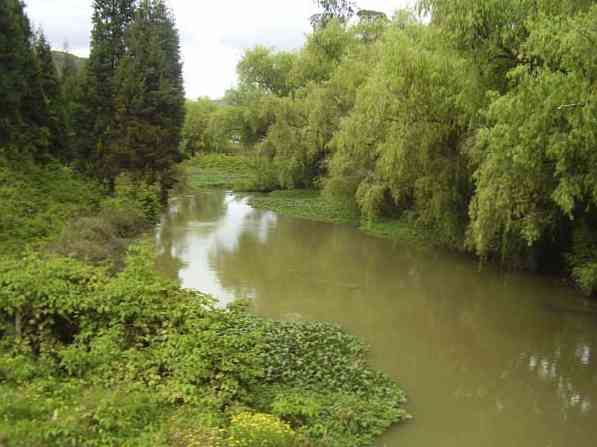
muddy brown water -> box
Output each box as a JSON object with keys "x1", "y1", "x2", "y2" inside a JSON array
[{"x1": 155, "y1": 191, "x2": 597, "y2": 447}]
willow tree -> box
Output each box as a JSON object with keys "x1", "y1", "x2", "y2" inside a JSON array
[
  {"x1": 417, "y1": 0, "x2": 597, "y2": 90},
  {"x1": 467, "y1": 6, "x2": 597, "y2": 291},
  {"x1": 237, "y1": 46, "x2": 297, "y2": 97},
  {"x1": 327, "y1": 19, "x2": 483, "y2": 245}
]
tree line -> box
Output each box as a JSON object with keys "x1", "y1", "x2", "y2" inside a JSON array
[
  {"x1": 184, "y1": 0, "x2": 597, "y2": 295},
  {"x1": 0, "y1": 0, "x2": 185, "y2": 200}
]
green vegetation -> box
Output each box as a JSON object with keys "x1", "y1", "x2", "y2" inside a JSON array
[
  {"x1": 250, "y1": 190, "x2": 356, "y2": 225},
  {"x1": 1, "y1": 3, "x2": 408, "y2": 446},
  {"x1": 0, "y1": 244, "x2": 408, "y2": 446},
  {"x1": 199, "y1": 0, "x2": 597, "y2": 295},
  {"x1": 0, "y1": 160, "x2": 103, "y2": 256},
  {"x1": 249, "y1": 190, "x2": 423, "y2": 243},
  {"x1": 186, "y1": 154, "x2": 256, "y2": 190}
]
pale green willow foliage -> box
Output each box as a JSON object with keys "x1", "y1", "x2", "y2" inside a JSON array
[
  {"x1": 255, "y1": 19, "x2": 381, "y2": 189},
  {"x1": 327, "y1": 20, "x2": 483, "y2": 245},
  {"x1": 468, "y1": 6, "x2": 597, "y2": 282},
  {"x1": 224, "y1": 1, "x2": 597, "y2": 293}
]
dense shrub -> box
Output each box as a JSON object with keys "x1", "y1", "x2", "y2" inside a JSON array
[
  {"x1": 228, "y1": 412, "x2": 297, "y2": 447},
  {"x1": 0, "y1": 159, "x2": 103, "y2": 255},
  {"x1": 0, "y1": 243, "x2": 408, "y2": 446},
  {"x1": 102, "y1": 173, "x2": 162, "y2": 223}
]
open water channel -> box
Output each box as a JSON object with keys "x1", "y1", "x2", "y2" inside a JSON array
[{"x1": 155, "y1": 191, "x2": 597, "y2": 447}]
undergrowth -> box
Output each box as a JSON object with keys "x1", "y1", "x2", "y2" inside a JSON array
[{"x1": 0, "y1": 244, "x2": 409, "y2": 446}]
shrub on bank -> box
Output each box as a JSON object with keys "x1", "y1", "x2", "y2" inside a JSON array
[
  {"x1": 0, "y1": 160, "x2": 103, "y2": 256},
  {"x1": 0, "y1": 243, "x2": 408, "y2": 446},
  {"x1": 49, "y1": 174, "x2": 157, "y2": 269},
  {"x1": 228, "y1": 412, "x2": 297, "y2": 447}
]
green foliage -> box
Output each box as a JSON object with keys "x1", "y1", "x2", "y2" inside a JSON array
[
  {"x1": 228, "y1": 412, "x2": 297, "y2": 447},
  {"x1": 0, "y1": 0, "x2": 52, "y2": 158},
  {"x1": 238, "y1": 46, "x2": 297, "y2": 97},
  {"x1": 467, "y1": 5, "x2": 597, "y2": 275},
  {"x1": 108, "y1": 0, "x2": 185, "y2": 197},
  {"x1": 0, "y1": 159, "x2": 156, "y2": 268},
  {"x1": 75, "y1": 0, "x2": 135, "y2": 172},
  {"x1": 291, "y1": 20, "x2": 358, "y2": 87},
  {"x1": 0, "y1": 159, "x2": 103, "y2": 255},
  {"x1": 103, "y1": 173, "x2": 162, "y2": 223},
  {"x1": 186, "y1": 154, "x2": 256, "y2": 190},
  {"x1": 567, "y1": 219, "x2": 597, "y2": 295},
  {"x1": 0, "y1": 243, "x2": 408, "y2": 446},
  {"x1": 326, "y1": 20, "x2": 481, "y2": 247},
  {"x1": 183, "y1": 98, "x2": 219, "y2": 156},
  {"x1": 226, "y1": 2, "x2": 597, "y2": 292},
  {"x1": 34, "y1": 31, "x2": 67, "y2": 161}
]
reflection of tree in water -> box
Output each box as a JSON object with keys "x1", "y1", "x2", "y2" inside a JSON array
[
  {"x1": 208, "y1": 209, "x2": 597, "y2": 444},
  {"x1": 155, "y1": 192, "x2": 228, "y2": 282}
]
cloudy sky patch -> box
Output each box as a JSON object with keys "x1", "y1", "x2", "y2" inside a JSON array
[{"x1": 25, "y1": 0, "x2": 412, "y2": 99}]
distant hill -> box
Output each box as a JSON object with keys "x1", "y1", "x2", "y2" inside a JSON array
[{"x1": 51, "y1": 51, "x2": 87, "y2": 76}]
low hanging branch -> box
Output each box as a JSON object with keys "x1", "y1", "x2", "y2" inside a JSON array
[{"x1": 557, "y1": 102, "x2": 585, "y2": 110}]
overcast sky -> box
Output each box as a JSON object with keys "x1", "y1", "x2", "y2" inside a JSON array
[{"x1": 24, "y1": 0, "x2": 413, "y2": 99}]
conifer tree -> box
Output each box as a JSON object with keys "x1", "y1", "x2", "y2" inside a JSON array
[
  {"x1": 110, "y1": 0, "x2": 185, "y2": 200},
  {"x1": 0, "y1": 0, "x2": 48, "y2": 157},
  {"x1": 34, "y1": 31, "x2": 67, "y2": 160},
  {"x1": 60, "y1": 43, "x2": 83, "y2": 163},
  {"x1": 77, "y1": 0, "x2": 136, "y2": 172}
]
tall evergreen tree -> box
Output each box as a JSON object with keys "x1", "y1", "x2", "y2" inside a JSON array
[
  {"x1": 34, "y1": 31, "x2": 67, "y2": 160},
  {"x1": 0, "y1": 0, "x2": 48, "y2": 158},
  {"x1": 76, "y1": 0, "x2": 136, "y2": 172},
  {"x1": 110, "y1": 0, "x2": 185, "y2": 200},
  {"x1": 59, "y1": 43, "x2": 83, "y2": 163}
]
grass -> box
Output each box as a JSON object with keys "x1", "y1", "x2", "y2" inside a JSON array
[
  {"x1": 249, "y1": 189, "x2": 424, "y2": 244},
  {"x1": 249, "y1": 190, "x2": 357, "y2": 224},
  {"x1": 185, "y1": 153, "x2": 255, "y2": 190}
]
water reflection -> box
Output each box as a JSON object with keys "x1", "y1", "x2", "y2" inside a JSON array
[{"x1": 156, "y1": 192, "x2": 597, "y2": 447}]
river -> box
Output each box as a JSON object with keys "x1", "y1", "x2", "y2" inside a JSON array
[{"x1": 155, "y1": 191, "x2": 597, "y2": 447}]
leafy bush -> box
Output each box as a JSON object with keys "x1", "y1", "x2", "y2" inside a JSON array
[
  {"x1": 228, "y1": 412, "x2": 297, "y2": 447},
  {"x1": 51, "y1": 203, "x2": 149, "y2": 269},
  {"x1": 0, "y1": 159, "x2": 103, "y2": 255},
  {"x1": 567, "y1": 219, "x2": 597, "y2": 295},
  {"x1": 0, "y1": 243, "x2": 408, "y2": 446},
  {"x1": 103, "y1": 173, "x2": 161, "y2": 223}
]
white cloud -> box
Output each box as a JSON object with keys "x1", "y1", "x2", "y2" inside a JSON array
[{"x1": 24, "y1": 0, "x2": 413, "y2": 99}]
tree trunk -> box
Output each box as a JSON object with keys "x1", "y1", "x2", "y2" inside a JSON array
[{"x1": 15, "y1": 310, "x2": 22, "y2": 338}]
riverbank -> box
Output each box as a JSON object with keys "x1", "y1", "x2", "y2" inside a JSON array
[
  {"x1": 185, "y1": 153, "x2": 255, "y2": 190},
  {"x1": 248, "y1": 189, "x2": 425, "y2": 245},
  {"x1": 188, "y1": 155, "x2": 597, "y2": 297},
  {"x1": 185, "y1": 154, "x2": 427, "y2": 245},
  {"x1": 0, "y1": 158, "x2": 409, "y2": 446}
]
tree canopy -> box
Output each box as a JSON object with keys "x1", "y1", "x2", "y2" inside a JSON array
[{"x1": 217, "y1": 0, "x2": 597, "y2": 294}]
